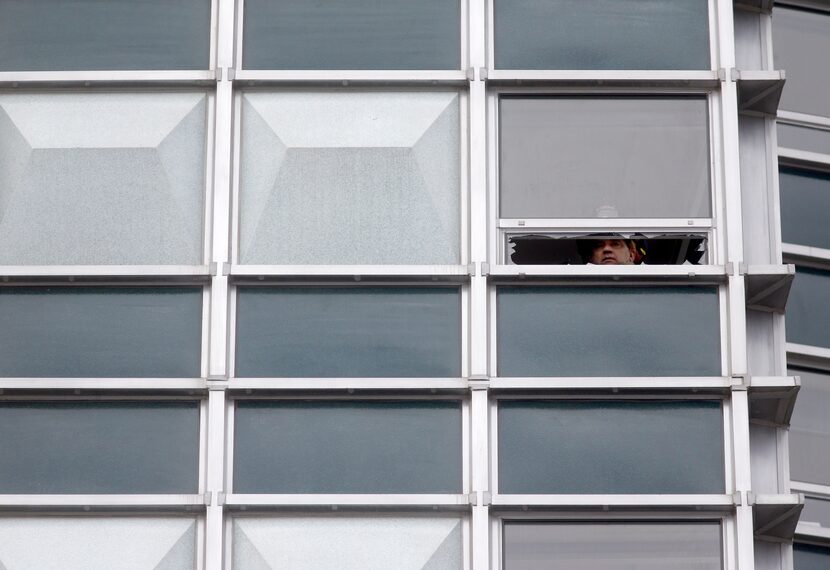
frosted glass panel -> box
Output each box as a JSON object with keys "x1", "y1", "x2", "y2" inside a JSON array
[
  {"x1": 497, "y1": 286, "x2": 721, "y2": 376},
  {"x1": 499, "y1": 97, "x2": 711, "y2": 218},
  {"x1": 0, "y1": 93, "x2": 206, "y2": 264},
  {"x1": 780, "y1": 168, "x2": 830, "y2": 250},
  {"x1": 503, "y1": 522, "x2": 722, "y2": 569},
  {"x1": 0, "y1": 0, "x2": 210, "y2": 71},
  {"x1": 235, "y1": 287, "x2": 460, "y2": 377},
  {"x1": 789, "y1": 367, "x2": 830, "y2": 485},
  {"x1": 787, "y1": 267, "x2": 830, "y2": 348},
  {"x1": 494, "y1": 0, "x2": 709, "y2": 70},
  {"x1": 243, "y1": 0, "x2": 459, "y2": 70},
  {"x1": 234, "y1": 516, "x2": 462, "y2": 570},
  {"x1": 498, "y1": 400, "x2": 725, "y2": 493},
  {"x1": 0, "y1": 287, "x2": 203, "y2": 377},
  {"x1": 238, "y1": 92, "x2": 459, "y2": 264},
  {"x1": 0, "y1": 402, "x2": 199, "y2": 493},
  {"x1": 234, "y1": 401, "x2": 462, "y2": 493},
  {"x1": 0, "y1": 517, "x2": 197, "y2": 569},
  {"x1": 795, "y1": 543, "x2": 830, "y2": 570},
  {"x1": 773, "y1": 7, "x2": 830, "y2": 117}
]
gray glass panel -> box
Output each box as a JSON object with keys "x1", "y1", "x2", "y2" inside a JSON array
[
  {"x1": 773, "y1": 7, "x2": 830, "y2": 117},
  {"x1": 0, "y1": 402, "x2": 199, "y2": 493},
  {"x1": 503, "y1": 521, "x2": 722, "y2": 569},
  {"x1": 498, "y1": 400, "x2": 725, "y2": 494},
  {"x1": 0, "y1": 287, "x2": 202, "y2": 377},
  {"x1": 787, "y1": 267, "x2": 830, "y2": 349},
  {"x1": 494, "y1": 0, "x2": 709, "y2": 70},
  {"x1": 780, "y1": 168, "x2": 830, "y2": 250},
  {"x1": 499, "y1": 97, "x2": 711, "y2": 219},
  {"x1": 778, "y1": 123, "x2": 830, "y2": 156},
  {"x1": 497, "y1": 286, "x2": 721, "y2": 377},
  {"x1": 795, "y1": 543, "x2": 830, "y2": 570},
  {"x1": 789, "y1": 367, "x2": 830, "y2": 485},
  {"x1": 802, "y1": 496, "x2": 830, "y2": 528},
  {"x1": 235, "y1": 287, "x2": 460, "y2": 377},
  {"x1": 243, "y1": 0, "x2": 459, "y2": 70},
  {"x1": 233, "y1": 401, "x2": 462, "y2": 493},
  {"x1": 0, "y1": 0, "x2": 210, "y2": 71}
]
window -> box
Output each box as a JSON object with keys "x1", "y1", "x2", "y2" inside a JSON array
[
  {"x1": 496, "y1": 286, "x2": 721, "y2": 377},
  {"x1": 492, "y1": 0, "x2": 710, "y2": 70},
  {"x1": 498, "y1": 96, "x2": 711, "y2": 219},
  {"x1": 497, "y1": 400, "x2": 725, "y2": 494},
  {"x1": 786, "y1": 267, "x2": 830, "y2": 349},
  {"x1": 237, "y1": 91, "x2": 460, "y2": 264},
  {"x1": 0, "y1": 287, "x2": 203, "y2": 378},
  {"x1": 801, "y1": 496, "x2": 830, "y2": 528},
  {"x1": 233, "y1": 516, "x2": 463, "y2": 569},
  {"x1": 0, "y1": 0, "x2": 210, "y2": 71},
  {"x1": 789, "y1": 367, "x2": 830, "y2": 485},
  {"x1": 234, "y1": 287, "x2": 461, "y2": 378},
  {"x1": 241, "y1": 0, "x2": 460, "y2": 70},
  {"x1": 779, "y1": 167, "x2": 830, "y2": 251},
  {"x1": 794, "y1": 543, "x2": 830, "y2": 570},
  {"x1": 778, "y1": 123, "x2": 830, "y2": 156},
  {"x1": 0, "y1": 401, "x2": 200, "y2": 493},
  {"x1": 502, "y1": 521, "x2": 722, "y2": 570},
  {"x1": 0, "y1": 92, "x2": 208, "y2": 265},
  {"x1": 233, "y1": 400, "x2": 462, "y2": 493}
]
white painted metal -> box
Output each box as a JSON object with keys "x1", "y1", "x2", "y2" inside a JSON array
[
  {"x1": 487, "y1": 264, "x2": 728, "y2": 281},
  {"x1": 485, "y1": 70, "x2": 721, "y2": 84},
  {"x1": 0, "y1": 70, "x2": 216, "y2": 85},
  {"x1": 488, "y1": 377, "x2": 733, "y2": 390},
  {"x1": 0, "y1": 495, "x2": 206, "y2": 507},
  {"x1": 228, "y1": 264, "x2": 472, "y2": 278},
  {"x1": 224, "y1": 494, "x2": 471, "y2": 507},
  {"x1": 0, "y1": 378, "x2": 208, "y2": 391},
  {"x1": 228, "y1": 378, "x2": 468, "y2": 391},
  {"x1": 490, "y1": 494, "x2": 737, "y2": 508},
  {"x1": 0, "y1": 265, "x2": 211, "y2": 278},
  {"x1": 233, "y1": 70, "x2": 469, "y2": 84}
]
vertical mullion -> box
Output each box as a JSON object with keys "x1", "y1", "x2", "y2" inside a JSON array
[{"x1": 205, "y1": 388, "x2": 228, "y2": 570}]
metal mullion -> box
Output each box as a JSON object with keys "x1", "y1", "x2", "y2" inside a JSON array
[
  {"x1": 486, "y1": 264, "x2": 728, "y2": 282},
  {"x1": 490, "y1": 392, "x2": 727, "y2": 402},
  {"x1": 228, "y1": 378, "x2": 467, "y2": 391},
  {"x1": 224, "y1": 494, "x2": 471, "y2": 508},
  {"x1": 0, "y1": 70, "x2": 216, "y2": 87},
  {"x1": 488, "y1": 377, "x2": 733, "y2": 391},
  {"x1": 783, "y1": 244, "x2": 830, "y2": 264},
  {"x1": 233, "y1": 70, "x2": 469, "y2": 85},
  {"x1": 787, "y1": 343, "x2": 830, "y2": 361},
  {"x1": 791, "y1": 482, "x2": 830, "y2": 497},
  {"x1": 490, "y1": 494, "x2": 736, "y2": 508},
  {"x1": 778, "y1": 148, "x2": 830, "y2": 169},
  {"x1": 0, "y1": 495, "x2": 206, "y2": 508},
  {"x1": 205, "y1": 388, "x2": 227, "y2": 570},
  {"x1": 0, "y1": 378, "x2": 207, "y2": 391},
  {"x1": 485, "y1": 70, "x2": 721, "y2": 86},
  {"x1": 498, "y1": 218, "x2": 714, "y2": 230}
]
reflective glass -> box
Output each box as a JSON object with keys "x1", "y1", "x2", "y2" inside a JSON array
[
  {"x1": 794, "y1": 543, "x2": 830, "y2": 570},
  {"x1": 778, "y1": 123, "x2": 830, "y2": 156},
  {"x1": 494, "y1": 0, "x2": 709, "y2": 70},
  {"x1": 242, "y1": 0, "x2": 459, "y2": 70},
  {"x1": 0, "y1": 517, "x2": 197, "y2": 569},
  {"x1": 789, "y1": 367, "x2": 830, "y2": 485},
  {"x1": 787, "y1": 267, "x2": 830, "y2": 349},
  {"x1": 233, "y1": 401, "x2": 462, "y2": 493},
  {"x1": 497, "y1": 286, "x2": 721, "y2": 377},
  {"x1": 498, "y1": 400, "x2": 725, "y2": 494},
  {"x1": 233, "y1": 516, "x2": 463, "y2": 569},
  {"x1": 779, "y1": 168, "x2": 830, "y2": 250},
  {"x1": 238, "y1": 92, "x2": 460, "y2": 264},
  {"x1": 0, "y1": 93, "x2": 206, "y2": 265},
  {"x1": 503, "y1": 521, "x2": 722, "y2": 569},
  {"x1": 235, "y1": 287, "x2": 461, "y2": 378},
  {"x1": 499, "y1": 97, "x2": 711, "y2": 219},
  {"x1": 0, "y1": 0, "x2": 210, "y2": 71},
  {"x1": 0, "y1": 287, "x2": 203, "y2": 378},
  {"x1": 773, "y1": 7, "x2": 830, "y2": 117},
  {"x1": 802, "y1": 496, "x2": 830, "y2": 528},
  {"x1": 0, "y1": 402, "x2": 199, "y2": 493}
]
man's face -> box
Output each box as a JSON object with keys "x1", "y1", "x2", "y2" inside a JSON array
[{"x1": 588, "y1": 239, "x2": 636, "y2": 265}]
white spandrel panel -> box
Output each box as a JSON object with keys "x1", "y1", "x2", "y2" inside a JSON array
[
  {"x1": 238, "y1": 92, "x2": 460, "y2": 265},
  {"x1": 0, "y1": 93, "x2": 206, "y2": 265},
  {"x1": 0, "y1": 517, "x2": 196, "y2": 569},
  {"x1": 233, "y1": 516, "x2": 462, "y2": 570}
]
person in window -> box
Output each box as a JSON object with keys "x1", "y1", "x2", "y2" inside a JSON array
[{"x1": 577, "y1": 236, "x2": 643, "y2": 265}]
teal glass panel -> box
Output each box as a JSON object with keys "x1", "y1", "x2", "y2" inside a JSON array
[
  {"x1": 498, "y1": 400, "x2": 725, "y2": 494},
  {"x1": 787, "y1": 267, "x2": 830, "y2": 349},
  {"x1": 234, "y1": 401, "x2": 462, "y2": 493},
  {"x1": 780, "y1": 168, "x2": 830, "y2": 250}
]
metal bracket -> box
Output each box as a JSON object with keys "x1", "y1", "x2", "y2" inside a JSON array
[
  {"x1": 479, "y1": 67, "x2": 488, "y2": 80},
  {"x1": 718, "y1": 68, "x2": 728, "y2": 82},
  {"x1": 468, "y1": 375, "x2": 490, "y2": 390},
  {"x1": 480, "y1": 262, "x2": 490, "y2": 277},
  {"x1": 467, "y1": 263, "x2": 477, "y2": 277},
  {"x1": 466, "y1": 68, "x2": 475, "y2": 81}
]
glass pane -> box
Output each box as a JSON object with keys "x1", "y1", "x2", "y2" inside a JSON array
[
  {"x1": 789, "y1": 367, "x2": 830, "y2": 485},
  {"x1": 499, "y1": 97, "x2": 711, "y2": 219},
  {"x1": 235, "y1": 287, "x2": 461, "y2": 378},
  {"x1": 778, "y1": 123, "x2": 830, "y2": 156},
  {"x1": 0, "y1": 93, "x2": 206, "y2": 265},
  {"x1": 233, "y1": 516, "x2": 463, "y2": 569},
  {"x1": 242, "y1": 0, "x2": 459, "y2": 70},
  {"x1": 787, "y1": 267, "x2": 830, "y2": 349},
  {"x1": 779, "y1": 168, "x2": 830, "y2": 250},
  {"x1": 0, "y1": 517, "x2": 197, "y2": 569},
  {"x1": 494, "y1": 0, "x2": 709, "y2": 70},
  {"x1": 0, "y1": 402, "x2": 199, "y2": 493},
  {"x1": 238, "y1": 92, "x2": 460, "y2": 264},
  {"x1": 503, "y1": 521, "x2": 722, "y2": 569},
  {"x1": 497, "y1": 286, "x2": 721, "y2": 377},
  {"x1": 802, "y1": 496, "x2": 830, "y2": 528},
  {"x1": 773, "y1": 7, "x2": 830, "y2": 117},
  {"x1": 795, "y1": 543, "x2": 830, "y2": 570},
  {"x1": 0, "y1": 287, "x2": 203, "y2": 378},
  {"x1": 498, "y1": 400, "x2": 725, "y2": 494},
  {"x1": 233, "y1": 401, "x2": 461, "y2": 493},
  {"x1": 0, "y1": 0, "x2": 210, "y2": 71}
]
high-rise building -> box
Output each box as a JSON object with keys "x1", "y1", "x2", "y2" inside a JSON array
[{"x1": 0, "y1": 1, "x2": 821, "y2": 568}]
